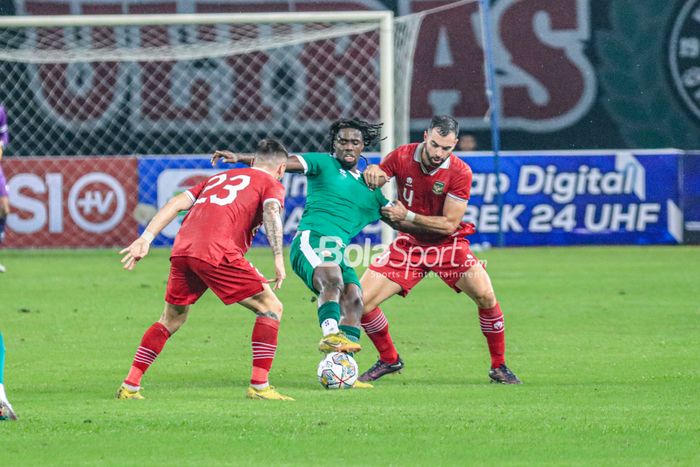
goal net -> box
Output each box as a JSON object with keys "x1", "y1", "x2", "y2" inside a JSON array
[
  {"x1": 0, "y1": 12, "x2": 411, "y2": 156},
  {"x1": 0, "y1": 9, "x2": 433, "y2": 248}
]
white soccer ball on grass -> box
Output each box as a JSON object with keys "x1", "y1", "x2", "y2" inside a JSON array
[{"x1": 317, "y1": 352, "x2": 358, "y2": 389}]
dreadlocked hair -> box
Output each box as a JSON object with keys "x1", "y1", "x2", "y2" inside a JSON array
[{"x1": 328, "y1": 118, "x2": 384, "y2": 154}]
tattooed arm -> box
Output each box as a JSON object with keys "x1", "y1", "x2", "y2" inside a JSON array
[{"x1": 263, "y1": 199, "x2": 286, "y2": 290}]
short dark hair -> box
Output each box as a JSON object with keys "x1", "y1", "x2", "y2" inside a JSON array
[
  {"x1": 255, "y1": 138, "x2": 288, "y2": 161},
  {"x1": 428, "y1": 115, "x2": 459, "y2": 137},
  {"x1": 329, "y1": 118, "x2": 384, "y2": 154}
]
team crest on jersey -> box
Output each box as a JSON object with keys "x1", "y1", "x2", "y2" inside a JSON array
[{"x1": 432, "y1": 181, "x2": 445, "y2": 195}]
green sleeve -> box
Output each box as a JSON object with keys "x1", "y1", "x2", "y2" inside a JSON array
[
  {"x1": 375, "y1": 188, "x2": 391, "y2": 208},
  {"x1": 296, "y1": 152, "x2": 333, "y2": 176}
]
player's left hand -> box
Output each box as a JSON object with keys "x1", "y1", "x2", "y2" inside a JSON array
[
  {"x1": 363, "y1": 164, "x2": 388, "y2": 189},
  {"x1": 269, "y1": 255, "x2": 286, "y2": 290},
  {"x1": 211, "y1": 150, "x2": 238, "y2": 167},
  {"x1": 119, "y1": 238, "x2": 150, "y2": 270},
  {"x1": 382, "y1": 200, "x2": 409, "y2": 222}
]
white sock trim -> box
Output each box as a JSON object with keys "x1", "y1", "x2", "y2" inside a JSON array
[
  {"x1": 321, "y1": 318, "x2": 340, "y2": 336},
  {"x1": 123, "y1": 382, "x2": 140, "y2": 392}
]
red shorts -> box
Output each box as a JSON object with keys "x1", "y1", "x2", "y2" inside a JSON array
[
  {"x1": 368, "y1": 236, "x2": 480, "y2": 296},
  {"x1": 165, "y1": 256, "x2": 266, "y2": 306}
]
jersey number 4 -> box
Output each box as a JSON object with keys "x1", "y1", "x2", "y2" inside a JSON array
[
  {"x1": 403, "y1": 187, "x2": 414, "y2": 207},
  {"x1": 195, "y1": 174, "x2": 251, "y2": 206}
]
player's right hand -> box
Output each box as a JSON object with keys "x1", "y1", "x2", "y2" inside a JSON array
[
  {"x1": 270, "y1": 255, "x2": 286, "y2": 290},
  {"x1": 211, "y1": 150, "x2": 238, "y2": 167},
  {"x1": 382, "y1": 200, "x2": 409, "y2": 222},
  {"x1": 363, "y1": 164, "x2": 388, "y2": 189},
  {"x1": 119, "y1": 238, "x2": 150, "y2": 270}
]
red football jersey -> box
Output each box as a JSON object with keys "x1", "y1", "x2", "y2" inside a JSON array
[
  {"x1": 171, "y1": 167, "x2": 285, "y2": 265},
  {"x1": 381, "y1": 142, "x2": 472, "y2": 244}
]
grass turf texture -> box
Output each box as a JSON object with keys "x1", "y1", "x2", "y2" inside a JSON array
[{"x1": 0, "y1": 246, "x2": 698, "y2": 465}]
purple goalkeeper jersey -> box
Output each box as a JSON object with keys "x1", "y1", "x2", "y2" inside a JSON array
[{"x1": 0, "y1": 105, "x2": 8, "y2": 147}]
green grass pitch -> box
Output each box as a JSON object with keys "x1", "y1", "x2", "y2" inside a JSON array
[{"x1": 0, "y1": 246, "x2": 698, "y2": 465}]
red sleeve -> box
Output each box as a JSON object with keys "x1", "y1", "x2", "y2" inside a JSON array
[
  {"x1": 185, "y1": 179, "x2": 209, "y2": 202},
  {"x1": 448, "y1": 165, "x2": 472, "y2": 202},
  {"x1": 379, "y1": 149, "x2": 400, "y2": 178},
  {"x1": 262, "y1": 179, "x2": 285, "y2": 209}
]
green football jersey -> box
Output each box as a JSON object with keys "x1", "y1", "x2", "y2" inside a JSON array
[{"x1": 295, "y1": 152, "x2": 389, "y2": 244}]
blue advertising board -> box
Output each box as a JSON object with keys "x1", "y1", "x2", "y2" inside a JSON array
[
  {"x1": 682, "y1": 153, "x2": 700, "y2": 243},
  {"x1": 463, "y1": 150, "x2": 683, "y2": 246},
  {"x1": 137, "y1": 150, "x2": 684, "y2": 247}
]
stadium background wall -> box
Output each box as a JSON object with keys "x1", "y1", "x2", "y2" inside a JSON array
[
  {"x1": 3, "y1": 151, "x2": 698, "y2": 248},
  {"x1": 1, "y1": 0, "x2": 700, "y2": 154}
]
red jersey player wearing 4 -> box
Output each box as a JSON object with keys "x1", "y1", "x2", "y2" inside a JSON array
[
  {"x1": 116, "y1": 139, "x2": 294, "y2": 401},
  {"x1": 360, "y1": 116, "x2": 521, "y2": 384}
]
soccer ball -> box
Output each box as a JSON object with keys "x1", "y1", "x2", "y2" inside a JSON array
[{"x1": 317, "y1": 352, "x2": 358, "y2": 389}]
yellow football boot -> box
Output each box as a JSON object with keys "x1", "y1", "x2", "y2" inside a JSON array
[
  {"x1": 352, "y1": 380, "x2": 374, "y2": 389},
  {"x1": 246, "y1": 386, "x2": 294, "y2": 401},
  {"x1": 318, "y1": 332, "x2": 362, "y2": 354},
  {"x1": 116, "y1": 384, "x2": 145, "y2": 400}
]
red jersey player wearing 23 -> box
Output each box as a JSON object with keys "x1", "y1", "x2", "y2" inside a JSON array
[
  {"x1": 116, "y1": 139, "x2": 294, "y2": 401},
  {"x1": 360, "y1": 116, "x2": 521, "y2": 384}
]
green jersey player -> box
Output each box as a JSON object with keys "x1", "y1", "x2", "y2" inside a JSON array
[{"x1": 212, "y1": 119, "x2": 389, "y2": 364}]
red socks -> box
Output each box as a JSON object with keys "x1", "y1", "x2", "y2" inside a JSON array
[
  {"x1": 124, "y1": 322, "x2": 171, "y2": 387},
  {"x1": 250, "y1": 316, "x2": 280, "y2": 386},
  {"x1": 479, "y1": 303, "x2": 506, "y2": 368},
  {"x1": 124, "y1": 317, "x2": 281, "y2": 389},
  {"x1": 361, "y1": 307, "x2": 399, "y2": 364}
]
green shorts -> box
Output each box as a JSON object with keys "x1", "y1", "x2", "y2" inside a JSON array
[{"x1": 290, "y1": 230, "x2": 360, "y2": 295}]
